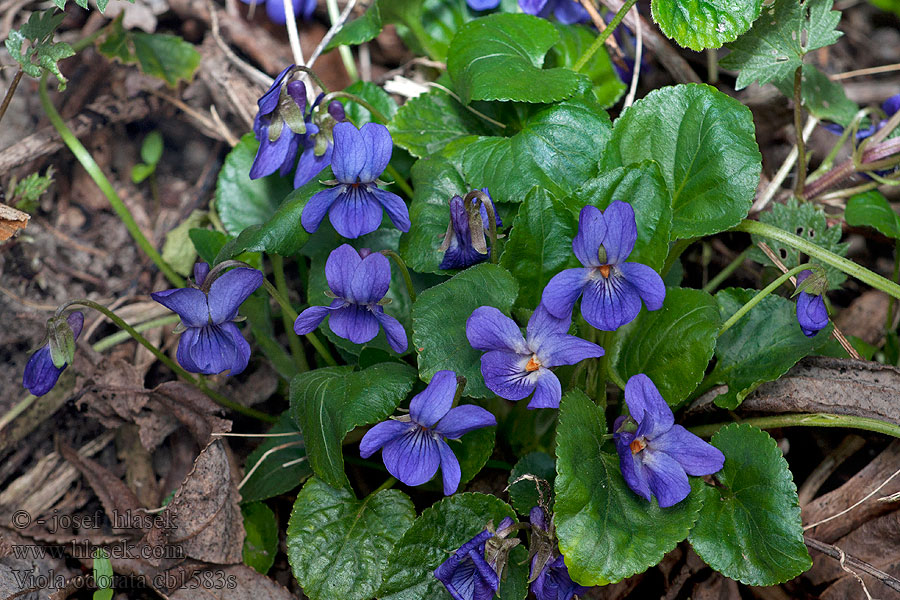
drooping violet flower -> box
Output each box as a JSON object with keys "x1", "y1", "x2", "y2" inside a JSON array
[
  {"x1": 239, "y1": 0, "x2": 316, "y2": 25},
  {"x1": 466, "y1": 304, "x2": 604, "y2": 409},
  {"x1": 795, "y1": 270, "x2": 829, "y2": 337},
  {"x1": 614, "y1": 374, "x2": 724, "y2": 508},
  {"x1": 301, "y1": 122, "x2": 410, "y2": 238},
  {"x1": 22, "y1": 312, "x2": 84, "y2": 397},
  {"x1": 293, "y1": 97, "x2": 346, "y2": 188},
  {"x1": 824, "y1": 93, "x2": 900, "y2": 141},
  {"x1": 434, "y1": 517, "x2": 518, "y2": 600},
  {"x1": 249, "y1": 65, "x2": 308, "y2": 180},
  {"x1": 527, "y1": 506, "x2": 590, "y2": 600},
  {"x1": 359, "y1": 370, "x2": 496, "y2": 494},
  {"x1": 467, "y1": 0, "x2": 499, "y2": 10},
  {"x1": 519, "y1": 0, "x2": 590, "y2": 24},
  {"x1": 541, "y1": 202, "x2": 665, "y2": 331},
  {"x1": 151, "y1": 263, "x2": 262, "y2": 376},
  {"x1": 439, "y1": 189, "x2": 502, "y2": 270},
  {"x1": 293, "y1": 244, "x2": 408, "y2": 352}
]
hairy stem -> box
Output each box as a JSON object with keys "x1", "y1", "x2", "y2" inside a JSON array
[
  {"x1": 380, "y1": 250, "x2": 417, "y2": 303},
  {"x1": 702, "y1": 247, "x2": 751, "y2": 293},
  {"x1": 260, "y1": 278, "x2": 338, "y2": 367},
  {"x1": 719, "y1": 264, "x2": 811, "y2": 335},
  {"x1": 793, "y1": 66, "x2": 807, "y2": 196},
  {"x1": 689, "y1": 413, "x2": 900, "y2": 439}
]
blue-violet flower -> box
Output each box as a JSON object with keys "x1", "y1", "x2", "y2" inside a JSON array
[
  {"x1": 795, "y1": 269, "x2": 829, "y2": 337},
  {"x1": 439, "y1": 189, "x2": 502, "y2": 270},
  {"x1": 825, "y1": 93, "x2": 900, "y2": 141},
  {"x1": 359, "y1": 370, "x2": 496, "y2": 494},
  {"x1": 466, "y1": 304, "x2": 604, "y2": 409},
  {"x1": 239, "y1": 0, "x2": 316, "y2": 25},
  {"x1": 614, "y1": 374, "x2": 725, "y2": 508},
  {"x1": 541, "y1": 201, "x2": 665, "y2": 331},
  {"x1": 22, "y1": 311, "x2": 84, "y2": 397},
  {"x1": 293, "y1": 244, "x2": 408, "y2": 352},
  {"x1": 528, "y1": 507, "x2": 589, "y2": 600},
  {"x1": 249, "y1": 65, "x2": 308, "y2": 180},
  {"x1": 301, "y1": 122, "x2": 410, "y2": 238},
  {"x1": 519, "y1": 0, "x2": 590, "y2": 24},
  {"x1": 151, "y1": 263, "x2": 262, "y2": 376},
  {"x1": 467, "y1": 0, "x2": 499, "y2": 9},
  {"x1": 433, "y1": 517, "x2": 517, "y2": 600}
]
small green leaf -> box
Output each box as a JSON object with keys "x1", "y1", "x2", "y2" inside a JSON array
[
  {"x1": 130, "y1": 162, "x2": 155, "y2": 184},
  {"x1": 161, "y1": 210, "x2": 206, "y2": 277},
  {"x1": 92, "y1": 547, "x2": 114, "y2": 600},
  {"x1": 708, "y1": 288, "x2": 832, "y2": 409},
  {"x1": 448, "y1": 14, "x2": 590, "y2": 104},
  {"x1": 689, "y1": 424, "x2": 811, "y2": 585},
  {"x1": 508, "y1": 451, "x2": 556, "y2": 516},
  {"x1": 378, "y1": 492, "x2": 516, "y2": 600},
  {"x1": 240, "y1": 412, "x2": 310, "y2": 503},
  {"x1": 412, "y1": 263, "x2": 518, "y2": 398},
  {"x1": 547, "y1": 22, "x2": 625, "y2": 108},
  {"x1": 555, "y1": 389, "x2": 703, "y2": 585},
  {"x1": 287, "y1": 478, "x2": 416, "y2": 600},
  {"x1": 215, "y1": 134, "x2": 294, "y2": 237},
  {"x1": 651, "y1": 0, "x2": 763, "y2": 51},
  {"x1": 140, "y1": 131, "x2": 164, "y2": 165},
  {"x1": 35, "y1": 40, "x2": 75, "y2": 88},
  {"x1": 608, "y1": 288, "x2": 720, "y2": 407},
  {"x1": 341, "y1": 81, "x2": 398, "y2": 127},
  {"x1": 773, "y1": 64, "x2": 858, "y2": 126},
  {"x1": 845, "y1": 190, "x2": 900, "y2": 239},
  {"x1": 241, "y1": 502, "x2": 278, "y2": 574},
  {"x1": 455, "y1": 420, "x2": 496, "y2": 488},
  {"x1": 326, "y1": 1, "x2": 382, "y2": 50},
  {"x1": 132, "y1": 32, "x2": 200, "y2": 86},
  {"x1": 600, "y1": 83, "x2": 762, "y2": 239},
  {"x1": 290, "y1": 363, "x2": 417, "y2": 490}
]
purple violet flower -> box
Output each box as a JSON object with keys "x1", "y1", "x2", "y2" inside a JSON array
[
  {"x1": 292, "y1": 97, "x2": 346, "y2": 189},
  {"x1": 249, "y1": 65, "x2": 308, "y2": 180},
  {"x1": 293, "y1": 244, "x2": 408, "y2": 352},
  {"x1": 614, "y1": 374, "x2": 725, "y2": 508},
  {"x1": 795, "y1": 270, "x2": 829, "y2": 337},
  {"x1": 433, "y1": 517, "x2": 516, "y2": 600},
  {"x1": 151, "y1": 263, "x2": 262, "y2": 376},
  {"x1": 439, "y1": 189, "x2": 502, "y2": 271},
  {"x1": 301, "y1": 122, "x2": 410, "y2": 238},
  {"x1": 519, "y1": 0, "x2": 590, "y2": 24},
  {"x1": 528, "y1": 507, "x2": 589, "y2": 600},
  {"x1": 467, "y1": 0, "x2": 500, "y2": 9},
  {"x1": 824, "y1": 93, "x2": 900, "y2": 141},
  {"x1": 466, "y1": 304, "x2": 604, "y2": 409},
  {"x1": 22, "y1": 311, "x2": 84, "y2": 397},
  {"x1": 239, "y1": 0, "x2": 316, "y2": 25},
  {"x1": 359, "y1": 370, "x2": 496, "y2": 494},
  {"x1": 541, "y1": 202, "x2": 665, "y2": 331}
]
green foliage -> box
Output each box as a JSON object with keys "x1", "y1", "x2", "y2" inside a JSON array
[
  {"x1": 240, "y1": 412, "x2": 310, "y2": 503},
  {"x1": 326, "y1": 1, "x2": 383, "y2": 50},
  {"x1": 547, "y1": 23, "x2": 625, "y2": 108},
  {"x1": 708, "y1": 288, "x2": 832, "y2": 409},
  {"x1": 341, "y1": 80, "x2": 398, "y2": 127},
  {"x1": 92, "y1": 548, "x2": 114, "y2": 600},
  {"x1": 608, "y1": 288, "x2": 720, "y2": 407},
  {"x1": 600, "y1": 84, "x2": 762, "y2": 239},
  {"x1": 378, "y1": 493, "x2": 517, "y2": 600},
  {"x1": 131, "y1": 131, "x2": 164, "y2": 183},
  {"x1": 845, "y1": 190, "x2": 900, "y2": 239},
  {"x1": 651, "y1": 0, "x2": 763, "y2": 51},
  {"x1": 508, "y1": 451, "x2": 556, "y2": 516},
  {"x1": 690, "y1": 424, "x2": 811, "y2": 585},
  {"x1": 162, "y1": 210, "x2": 207, "y2": 276},
  {"x1": 720, "y1": 0, "x2": 842, "y2": 89},
  {"x1": 554, "y1": 389, "x2": 703, "y2": 585},
  {"x1": 290, "y1": 363, "x2": 417, "y2": 490},
  {"x1": 9, "y1": 168, "x2": 54, "y2": 212},
  {"x1": 412, "y1": 263, "x2": 518, "y2": 398},
  {"x1": 241, "y1": 502, "x2": 278, "y2": 574},
  {"x1": 6, "y1": 11, "x2": 74, "y2": 87},
  {"x1": 773, "y1": 64, "x2": 858, "y2": 126},
  {"x1": 287, "y1": 478, "x2": 416, "y2": 600},
  {"x1": 98, "y1": 18, "x2": 201, "y2": 86},
  {"x1": 455, "y1": 420, "x2": 496, "y2": 489}
]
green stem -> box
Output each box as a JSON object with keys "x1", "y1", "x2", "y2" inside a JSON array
[
  {"x1": 293, "y1": 66, "x2": 330, "y2": 95},
  {"x1": 60, "y1": 299, "x2": 274, "y2": 422},
  {"x1": 324, "y1": 91, "x2": 391, "y2": 124},
  {"x1": 385, "y1": 164, "x2": 415, "y2": 199},
  {"x1": 403, "y1": 18, "x2": 440, "y2": 61},
  {"x1": 689, "y1": 413, "x2": 900, "y2": 439},
  {"x1": 734, "y1": 220, "x2": 900, "y2": 300},
  {"x1": 326, "y1": 0, "x2": 359, "y2": 81},
  {"x1": 381, "y1": 250, "x2": 417, "y2": 303},
  {"x1": 261, "y1": 278, "x2": 338, "y2": 367},
  {"x1": 71, "y1": 24, "x2": 108, "y2": 53},
  {"x1": 573, "y1": 0, "x2": 638, "y2": 72},
  {"x1": 793, "y1": 65, "x2": 807, "y2": 197},
  {"x1": 370, "y1": 476, "x2": 397, "y2": 495},
  {"x1": 889, "y1": 243, "x2": 900, "y2": 331},
  {"x1": 0, "y1": 69, "x2": 23, "y2": 128},
  {"x1": 271, "y1": 254, "x2": 309, "y2": 372},
  {"x1": 719, "y1": 264, "x2": 811, "y2": 335},
  {"x1": 91, "y1": 314, "x2": 180, "y2": 352},
  {"x1": 662, "y1": 238, "x2": 694, "y2": 277},
  {"x1": 38, "y1": 74, "x2": 185, "y2": 288},
  {"x1": 703, "y1": 246, "x2": 752, "y2": 293}
]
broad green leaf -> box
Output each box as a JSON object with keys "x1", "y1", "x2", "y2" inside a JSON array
[
  {"x1": 132, "y1": 32, "x2": 200, "y2": 86},
  {"x1": 378, "y1": 493, "x2": 516, "y2": 600},
  {"x1": 447, "y1": 96, "x2": 613, "y2": 204},
  {"x1": 454, "y1": 419, "x2": 496, "y2": 489},
  {"x1": 508, "y1": 451, "x2": 556, "y2": 516},
  {"x1": 326, "y1": 1, "x2": 382, "y2": 50},
  {"x1": 608, "y1": 288, "x2": 719, "y2": 407},
  {"x1": 290, "y1": 363, "x2": 417, "y2": 490},
  {"x1": 412, "y1": 263, "x2": 519, "y2": 397},
  {"x1": 748, "y1": 197, "x2": 849, "y2": 289},
  {"x1": 214, "y1": 134, "x2": 293, "y2": 237},
  {"x1": 565, "y1": 161, "x2": 673, "y2": 270},
  {"x1": 547, "y1": 23, "x2": 625, "y2": 108},
  {"x1": 162, "y1": 210, "x2": 206, "y2": 276},
  {"x1": 188, "y1": 227, "x2": 225, "y2": 264},
  {"x1": 651, "y1": 0, "x2": 763, "y2": 51},
  {"x1": 845, "y1": 190, "x2": 900, "y2": 239},
  {"x1": 288, "y1": 478, "x2": 416, "y2": 600},
  {"x1": 601, "y1": 84, "x2": 761, "y2": 239},
  {"x1": 500, "y1": 187, "x2": 579, "y2": 309},
  {"x1": 773, "y1": 64, "x2": 858, "y2": 126},
  {"x1": 241, "y1": 502, "x2": 278, "y2": 574},
  {"x1": 240, "y1": 412, "x2": 310, "y2": 503},
  {"x1": 448, "y1": 13, "x2": 589, "y2": 104},
  {"x1": 720, "y1": 0, "x2": 842, "y2": 90},
  {"x1": 708, "y1": 288, "x2": 831, "y2": 409},
  {"x1": 341, "y1": 80, "x2": 398, "y2": 127},
  {"x1": 689, "y1": 424, "x2": 811, "y2": 585},
  {"x1": 555, "y1": 389, "x2": 703, "y2": 585}
]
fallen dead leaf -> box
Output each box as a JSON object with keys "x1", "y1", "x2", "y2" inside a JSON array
[
  {"x1": 168, "y1": 564, "x2": 295, "y2": 600},
  {"x1": 0, "y1": 203, "x2": 29, "y2": 241}
]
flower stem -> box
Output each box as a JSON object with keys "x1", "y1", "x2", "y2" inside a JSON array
[
  {"x1": 888, "y1": 242, "x2": 900, "y2": 331},
  {"x1": 381, "y1": 250, "x2": 417, "y2": 303},
  {"x1": 689, "y1": 413, "x2": 900, "y2": 439},
  {"x1": 702, "y1": 246, "x2": 751, "y2": 293},
  {"x1": 733, "y1": 219, "x2": 900, "y2": 300},
  {"x1": 793, "y1": 65, "x2": 807, "y2": 197},
  {"x1": 0, "y1": 69, "x2": 23, "y2": 128},
  {"x1": 38, "y1": 73, "x2": 185, "y2": 288},
  {"x1": 323, "y1": 91, "x2": 391, "y2": 124},
  {"x1": 59, "y1": 299, "x2": 275, "y2": 423},
  {"x1": 370, "y1": 476, "x2": 397, "y2": 496},
  {"x1": 326, "y1": 0, "x2": 359, "y2": 81},
  {"x1": 385, "y1": 164, "x2": 415, "y2": 199},
  {"x1": 91, "y1": 314, "x2": 180, "y2": 352},
  {"x1": 260, "y1": 278, "x2": 338, "y2": 367},
  {"x1": 271, "y1": 254, "x2": 309, "y2": 372},
  {"x1": 573, "y1": 0, "x2": 638, "y2": 72},
  {"x1": 662, "y1": 238, "x2": 694, "y2": 277},
  {"x1": 718, "y1": 264, "x2": 811, "y2": 336}
]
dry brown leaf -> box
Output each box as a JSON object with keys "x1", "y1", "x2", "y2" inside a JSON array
[
  {"x1": 809, "y1": 509, "x2": 900, "y2": 586},
  {"x1": 76, "y1": 357, "x2": 150, "y2": 429},
  {"x1": 0, "y1": 203, "x2": 29, "y2": 241},
  {"x1": 835, "y1": 290, "x2": 891, "y2": 346},
  {"x1": 167, "y1": 565, "x2": 295, "y2": 600},
  {"x1": 151, "y1": 381, "x2": 232, "y2": 447}
]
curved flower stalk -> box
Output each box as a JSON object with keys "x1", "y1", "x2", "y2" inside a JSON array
[
  {"x1": 614, "y1": 374, "x2": 724, "y2": 507},
  {"x1": 466, "y1": 304, "x2": 603, "y2": 409},
  {"x1": 151, "y1": 263, "x2": 262, "y2": 376},
  {"x1": 301, "y1": 122, "x2": 410, "y2": 238},
  {"x1": 293, "y1": 244, "x2": 408, "y2": 352},
  {"x1": 434, "y1": 517, "x2": 518, "y2": 600},
  {"x1": 22, "y1": 311, "x2": 84, "y2": 397},
  {"x1": 542, "y1": 202, "x2": 665, "y2": 331},
  {"x1": 359, "y1": 370, "x2": 496, "y2": 494}
]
